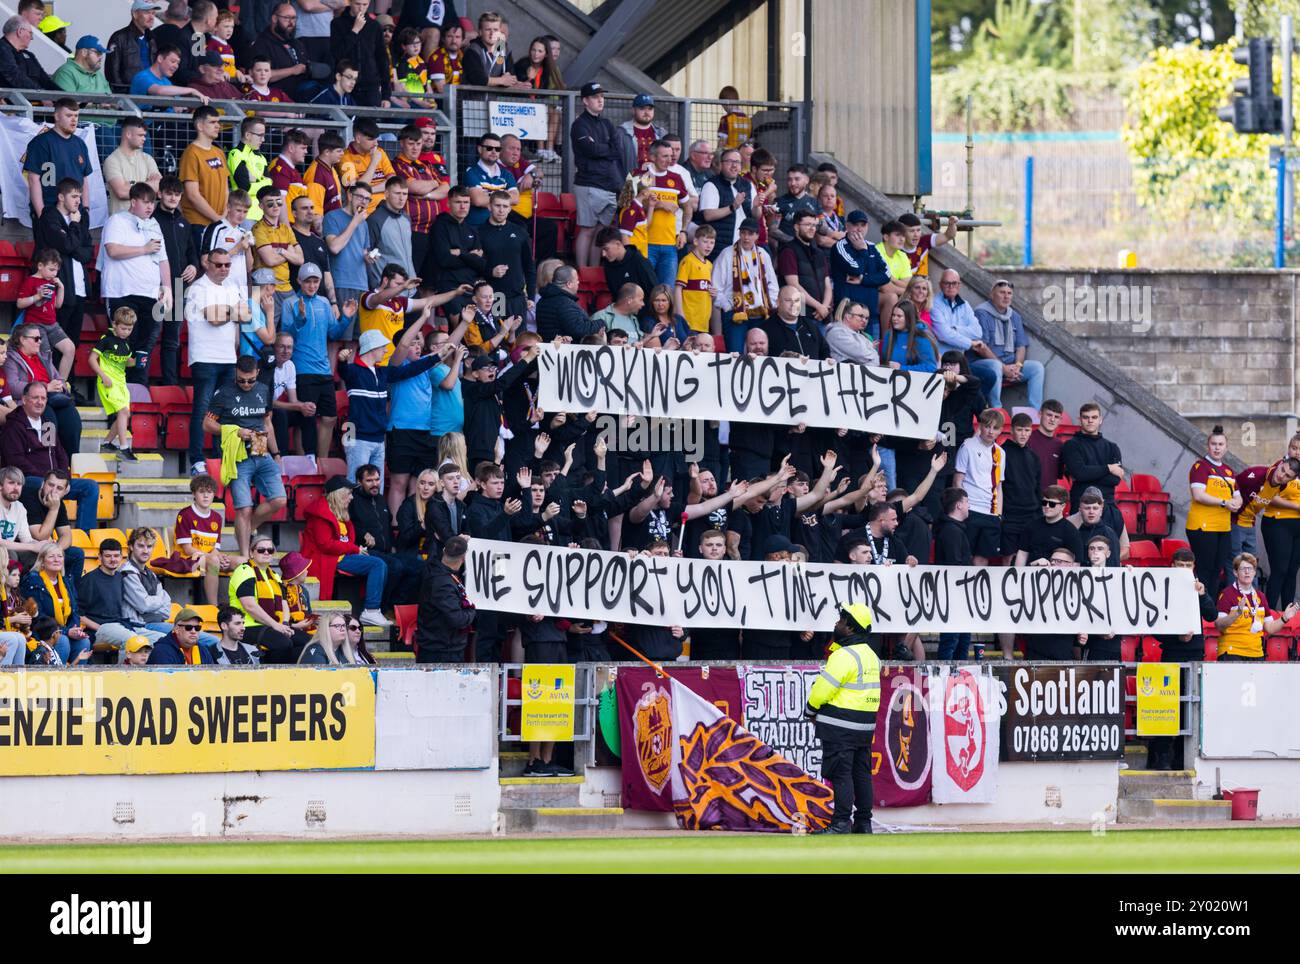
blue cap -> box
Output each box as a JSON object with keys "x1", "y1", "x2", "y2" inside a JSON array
[
  {"x1": 633, "y1": 94, "x2": 654, "y2": 108},
  {"x1": 75, "y1": 35, "x2": 109, "y2": 53},
  {"x1": 846, "y1": 210, "x2": 869, "y2": 225}
]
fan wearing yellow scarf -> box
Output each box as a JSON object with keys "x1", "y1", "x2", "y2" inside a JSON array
[{"x1": 20, "y1": 544, "x2": 89, "y2": 664}]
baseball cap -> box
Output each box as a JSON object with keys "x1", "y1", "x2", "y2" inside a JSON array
[
  {"x1": 738, "y1": 217, "x2": 761, "y2": 234},
  {"x1": 358, "y1": 328, "x2": 389, "y2": 356},
  {"x1": 633, "y1": 93, "x2": 654, "y2": 108},
  {"x1": 130, "y1": 0, "x2": 166, "y2": 10},
  {"x1": 471, "y1": 354, "x2": 498, "y2": 372},
  {"x1": 376, "y1": 14, "x2": 395, "y2": 27},
  {"x1": 198, "y1": 51, "x2": 224, "y2": 68},
  {"x1": 124, "y1": 634, "x2": 154, "y2": 653},
  {"x1": 847, "y1": 210, "x2": 869, "y2": 225},
  {"x1": 580, "y1": 82, "x2": 604, "y2": 98},
  {"x1": 413, "y1": 116, "x2": 437, "y2": 130},
  {"x1": 763, "y1": 534, "x2": 795, "y2": 557},
  {"x1": 1079, "y1": 486, "x2": 1106, "y2": 505},
  {"x1": 324, "y1": 475, "x2": 352, "y2": 495},
  {"x1": 74, "y1": 35, "x2": 109, "y2": 53},
  {"x1": 297, "y1": 262, "x2": 323, "y2": 281},
  {"x1": 39, "y1": 15, "x2": 72, "y2": 33},
  {"x1": 251, "y1": 268, "x2": 277, "y2": 285},
  {"x1": 174, "y1": 607, "x2": 202, "y2": 626}
]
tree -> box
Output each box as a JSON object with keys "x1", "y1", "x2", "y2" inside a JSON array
[{"x1": 1238, "y1": 0, "x2": 1300, "y2": 35}]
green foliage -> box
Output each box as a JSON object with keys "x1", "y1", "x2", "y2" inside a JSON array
[
  {"x1": 933, "y1": 62, "x2": 1083, "y2": 129},
  {"x1": 1237, "y1": 0, "x2": 1300, "y2": 35},
  {"x1": 969, "y1": 0, "x2": 1068, "y2": 66},
  {"x1": 1122, "y1": 42, "x2": 1275, "y2": 226}
]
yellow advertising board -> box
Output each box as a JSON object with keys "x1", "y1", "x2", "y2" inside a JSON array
[
  {"x1": 0, "y1": 668, "x2": 376, "y2": 776},
  {"x1": 521, "y1": 664, "x2": 576, "y2": 742},
  {"x1": 1135, "y1": 663, "x2": 1180, "y2": 737}
]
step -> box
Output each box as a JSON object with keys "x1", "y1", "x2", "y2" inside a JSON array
[
  {"x1": 1117, "y1": 770, "x2": 1196, "y2": 801},
  {"x1": 500, "y1": 750, "x2": 531, "y2": 778},
  {"x1": 500, "y1": 807, "x2": 625, "y2": 833},
  {"x1": 106, "y1": 452, "x2": 174, "y2": 478},
  {"x1": 78, "y1": 428, "x2": 109, "y2": 453},
  {"x1": 1117, "y1": 798, "x2": 1232, "y2": 824},
  {"x1": 76, "y1": 406, "x2": 108, "y2": 429},
  {"x1": 1123, "y1": 744, "x2": 1148, "y2": 767},
  {"x1": 117, "y1": 499, "x2": 192, "y2": 530},
  {"x1": 117, "y1": 477, "x2": 196, "y2": 497},
  {"x1": 498, "y1": 775, "x2": 585, "y2": 809}
]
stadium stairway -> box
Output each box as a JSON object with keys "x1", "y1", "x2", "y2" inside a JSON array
[
  {"x1": 1116, "y1": 769, "x2": 1232, "y2": 824},
  {"x1": 819, "y1": 153, "x2": 1237, "y2": 523},
  {"x1": 498, "y1": 753, "x2": 627, "y2": 832}
]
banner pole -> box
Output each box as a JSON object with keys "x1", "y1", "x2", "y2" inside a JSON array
[{"x1": 609, "y1": 632, "x2": 671, "y2": 678}]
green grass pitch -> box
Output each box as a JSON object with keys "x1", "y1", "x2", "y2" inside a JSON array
[{"x1": 1, "y1": 828, "x2": 1297, "y2": 873}]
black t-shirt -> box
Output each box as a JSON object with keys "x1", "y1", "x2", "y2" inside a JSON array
[
  {"x1": 210, "y1": 379, "x2": 271, "y2": 431},
  {"x1": 745, "y1": 495, "x2": 794, "y2": 561},
  {"x1": 1076, "y1": 520, "x2": 1121, "y2": 567},
  {"x1": 862, "y1": 531, "x2": 910, "y2": 565},
  {"x1": 624, "y1": 500, "x2": 683, "y2": 551},
  {"x1": 291, "y1": 230, "x2": 330, "y2": 290},
  {"x1": 685, "y1": 503, "x2": 729, "y2": 558},
  {"x1": 20, "y1": 487, "x2": 69, "y2": 535},
  {"x1": 220, "y1": 642, "x2": 254, "y2": 664},
  {"x1": 792, "y1": 510, "x2": 837, "y2": 563},
  {"x1": 1023, "y1": 517, "x2": 1085, "y2": 564}
]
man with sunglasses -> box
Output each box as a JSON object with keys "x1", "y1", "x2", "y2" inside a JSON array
[
  {"x1": 147, "y1": 606, "x2": 216, "y2": 665},
  {"x1": 203, "y1": 355, "x2": 287, "y2": 556},
  {"x1": 463, "y1": 133, "x2": 518, "y2": 227},
  {"x1": 1015, "y1": 483, "x2": 1085, "y2": 566}
]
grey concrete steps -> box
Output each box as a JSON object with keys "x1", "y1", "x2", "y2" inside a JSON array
[
  {"x1": 500, "y1": 807, "x2": 625, "y2": 833},
  {"x1": 498, "y1": 775, "x2": 585, "y2": 808},
  {"x1": 1117, "y1": 798, "x2": 1232, "y2": 824},
  {"x1": 1118, "y1": 770, "x2": 1196, "y2": 801}
]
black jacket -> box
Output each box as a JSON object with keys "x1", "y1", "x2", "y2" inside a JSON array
[
  {"x1": 939, "y1": 378, "x2": 985, "y2": 464},
  {"x1": 461, "y1": 37, "x2": 511, "y2": 87},
  {"x1": 105, "y1": 23, "x2": 156, "y2": 93},
  {"x1": 431, "y1": 211, "x2": 485, "y2": 290},
  {"x1": 462, "y1": 378, "x2": 504, "y2": 462},
  {"x1": 761, "y1": 315, "x2": 828, "y2": 360},
  {"x1": 350, "y1": 488, "x2": 394, "y2": 554},
  {"x1": 148, "y1": 633, "x2": 216, "y2": 665},
  {"x1": 424, "y1": 495, "x2": 466, "y2": 554},
  {"x1": 329, "y1": 15, "x2": 391, "y2": 98},
  {"x1": 479, "y1": 219, "x2": 535, "y2": 303},
  {"x1": 933, "y1": 515, "x2": 972, "y2": 566},
  {"x1": 33, "y1": 206, "x2": 92, "y2": 298},
  {"x1": 395, "y1": 496, "x2": 433, "y2": 554},
  {"x1": 570, "y1": 110, "x2": 625, "y2": 194},
  {"x1": 153, "y1": 203, "x2": 200, "y2": 281},
  {"x1": 0, "y1": 37, "x2": 55, "y2": 91},
  {"x1": 535, "y1": 284, "x2": 603, "y2": 341},
  {"x1": 251, "y1": 27, "x2": 311, "y2": 100},
  {"x1": 1061, "y1": 431, "x2": 1124, "y2": 510},
  {"x1": 603, "y1": 247, "x2": 657, "y2": 302},
  {"x1": 415, "y1": 558, "x2": 475, "y2": 656},
  {"x1": 1002, "y1": 439, "x2": 1043, "y2": 520}
]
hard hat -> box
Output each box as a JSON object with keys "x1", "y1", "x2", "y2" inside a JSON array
[{"x1": 840, "y1": 603, "x2": 873, "y2": 633}]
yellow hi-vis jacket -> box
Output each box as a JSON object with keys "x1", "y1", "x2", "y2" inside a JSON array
[{"x1": 806, "y1": 640, "x2": 882, "y2": 738}]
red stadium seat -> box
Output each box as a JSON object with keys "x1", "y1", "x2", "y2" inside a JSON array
[
  {"x1": 1120, "y1": 636, "x2": 1138, "y2": 662},
  {"x1": 535, "y1": 191, "x2": 572, "y2": 256},
  {"x1": 1116, "y1": 494, "x2": 1142, "y2": 536},
  {"x1": 1131, "y1": 473, "x2": 1172, "y2": 536},
  {"x1": 1160, "y1": 538, "x2": 1190, "y2": 564},
  {"x1": 1204, "y1": 638, "x2": 1219, "y2": 661},
  {"x1": 577, "y1": 266, "x2": 609, "y2": 314},
  {"x1": 1141, "y1": 637, "x2": 1163, "y2": 662},
  {"x1": 394, "y1": 604, "x2": 418, "y2": 652},
  {"x1": 1126, "y1": 540, "x2": 1162, "y2": 567},
  {"x1": 1266, "y1": 636, "x2": 1292, "y2": 661}
]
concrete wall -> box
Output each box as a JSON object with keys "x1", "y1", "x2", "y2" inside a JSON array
[{"x1": 999, "y1": 269, "x2": 1300, "y2": 468}]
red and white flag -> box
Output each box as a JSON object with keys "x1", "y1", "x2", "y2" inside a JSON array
[{"x1": 928, "y1": 666, "x2": 1000, "y2": 804}]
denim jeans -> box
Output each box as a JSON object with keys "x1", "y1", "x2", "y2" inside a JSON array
[
  {"x1": 55, "y1": 632, "x2": 91, "y2": 664},
  {"x1": 23, "y1": 477, "x2": 98, "y2": 533},
  {"x1": 971, "y1": 358, "x2": 1045, "y2": 410},
  {"x1": 722, "y1": 310, "x2": 767, "y2": 354},
  {"x1": 345, "y1": 438, "x2": 386, "y2": 485},
  {"x1": 337, "y1": 552, "x2": 388, "y2": 609},
  {"x1": 938, "y1": 633, "x2": 971, "y2": 660},
  {"x1": 878, "y1": 446, "x2": 897, "y2": 491},
  {"x1": 0, "y1": 631, "x2": 26, "y2": 665},
  {"x1": 189, "y1": 362, "x2": 235, "y2": 464},
  {"x1": 646, "y1": 244, "x2": 679, "y2": 287},
  {"x1": 229, "y1": 454, "x2": 287, "y2": 509}
]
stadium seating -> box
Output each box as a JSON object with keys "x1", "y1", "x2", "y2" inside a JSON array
[
  {"x1": 1159, "y1": 538, "x2": 1190, "y2": 564},
  {"x1": 1126, "y1": 540, "x2": 1162, "y2": 567},
  {"x1": 1131, "y1": 474, "x2": 1172, "y2": 537},
  {"x1": 395, "y1": 604, "x2": 418, "y2": 652}
]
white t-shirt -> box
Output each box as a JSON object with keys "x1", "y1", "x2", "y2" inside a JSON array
[
  {"x1": 273, "y1": 358, "x2": 296, "y2": 401},
  {"x1": 955, "y1": 435, "x2": 1005, "y2": 517},
  {"x1": 185, "y1": 274, "x2": 241, "y2": 365},
  {"x1": 201, "y1": 218, "x2": 251, "y2": 295},
  {"x1": 0, "y1": 499, "x2": 31, "y2": 544},
  {"x1": 97, "y1": 211, "x2": 166, "y2": 299}
]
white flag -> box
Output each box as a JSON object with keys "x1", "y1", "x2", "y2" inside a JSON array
[{"x1": 928, "y1": 666, "x2": 1001, "y2": 804}]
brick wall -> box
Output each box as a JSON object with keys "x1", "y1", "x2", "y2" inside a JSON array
[{"x1": 998, "y1": 269, "x2": 1299, "y2": 465}]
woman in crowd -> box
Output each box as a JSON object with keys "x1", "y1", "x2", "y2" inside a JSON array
[
  {"x1": 880, "y1": 301, "x2": 939, "y2": 374},
  {"x1": 300, "y1": 612, "x2": 366, "y2": 665},
  {"x1": 937, "y1": 348, "x2": 985, "y2": 474},
  {"x1": 512, "y1": 36, "x2": 563, "y2": 159},
  {"x1": 396, "y1": 467, "x2": 439, "y2": 555},
  {"x1": 229, "y1": 535, "x2": 312, "y2": 663},
  {"x1": 1260, "y1": 434, "x2": 1300, "y2": 609},
  {"x1": 1216, "y1": 552, "x2": 1299, "y2": 660},
  {"x1": 300, "y1": 476, "x2": 390, "y2": 627},
  {"x1": 638, "y1": 284, "x2": 690, "y2": 345},
  {"x1": 21, "y1": 543, "x2": 88, "y2": 664},
  {"x1": 815, "y1": 181, "x2": 845, "y2": 248},
  {"x1": 3, "y1": 323, "x2": 82, "y2": 459},
  {"x1": 438, "y1": 432, "x2": 473, "y2": 492},
  {"x1": 0, "y1": 335, "x2": 17, "y2": 424},
  {"x1": 1185, "y1": 426, "x2": 1240, "y2": 601},
  {"x1": 903, "y1": 275, "x2": 934, "y2": 331},
  {"x1": 0, "y1": 551, "x2": 33, "y2": 665}
]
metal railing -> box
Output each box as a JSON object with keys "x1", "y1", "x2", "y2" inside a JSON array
[
  {"x1": 1, "y1": 86, "x2": 805, "y2": 198},
  {"x1": 497, "y1": 663, "x2": 600, "y2": 767}
]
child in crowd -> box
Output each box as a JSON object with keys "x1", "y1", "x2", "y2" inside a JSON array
[
  {"x1": 393, "y1": 27, "x2": 436, "y2": 109},
  {"x1": 674, "y1": 224, "x2": 716, "y2": 334},
  {"x1": 616, "y1": 174, "x2": 653, "y2": 258},
  {"x1": 17, "y1": 249, "x2": 74, "y2": 381},
  {"x1": 207, "y1": 10, "x2": 244, "y2": 83},
  {"x1": 154, "y1": 474, "x2": 241, "y2": 606},
  {"x1": 716, "y1": 85, "x2": 752, "y2": 151},
  {"x1": 89, "y1": 306, "x2": 137, "y2": 461},
  {"x1": 279, "y1": 551, "x2": 318, "y2": 634}
]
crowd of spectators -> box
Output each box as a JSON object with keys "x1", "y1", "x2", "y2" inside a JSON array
[{"x1": 0, "y1": 1, "x2": 1286, "y2": 729}]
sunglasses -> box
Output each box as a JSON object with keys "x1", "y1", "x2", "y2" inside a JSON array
[
  {"x1": 1041, "y1": 499, "x2": 1062, "y2": 508},
  {"x1": 253, "y1": 545, "x2": 274, "y2": 554},
  {"x1": 348, "y1": 623, "x2": 361, "y2": 631},
  {"x1": 481, "y1": 145, "x2": 501, "y2": 152},
  {"x1": 176, "y1": 623, "x2": 202, "y2": 632}
]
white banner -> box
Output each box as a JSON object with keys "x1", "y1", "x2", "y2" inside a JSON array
[
  {"x1": 1199, "y1": 663, "x2": 1300, "y2": 759},
  {"x1": 465, "y1": 540, "x2": 1200, "y2": 634},
  {"x1": 536, "y1": 343, "x2": 945, "y2": 440},
  {"x1": 0, "y1": 117, "x2": 107, "y2": 229},
  {"x1": 489, "y1": 101, "x2": 549, "y2": 141},
  {"x1": 929, "y1": 666, "x2": 1000, "y2": 804}
]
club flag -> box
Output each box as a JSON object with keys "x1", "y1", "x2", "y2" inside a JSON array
[
  {"x1": 870, "y1": 667, "x2": 933, "y2": 807},
  {"x1": 669, "y1": 678, "x2": 834, "y2": 833},
  {"x1": 929, "y1": 666, "x2": 1000, "y2": 804}
]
